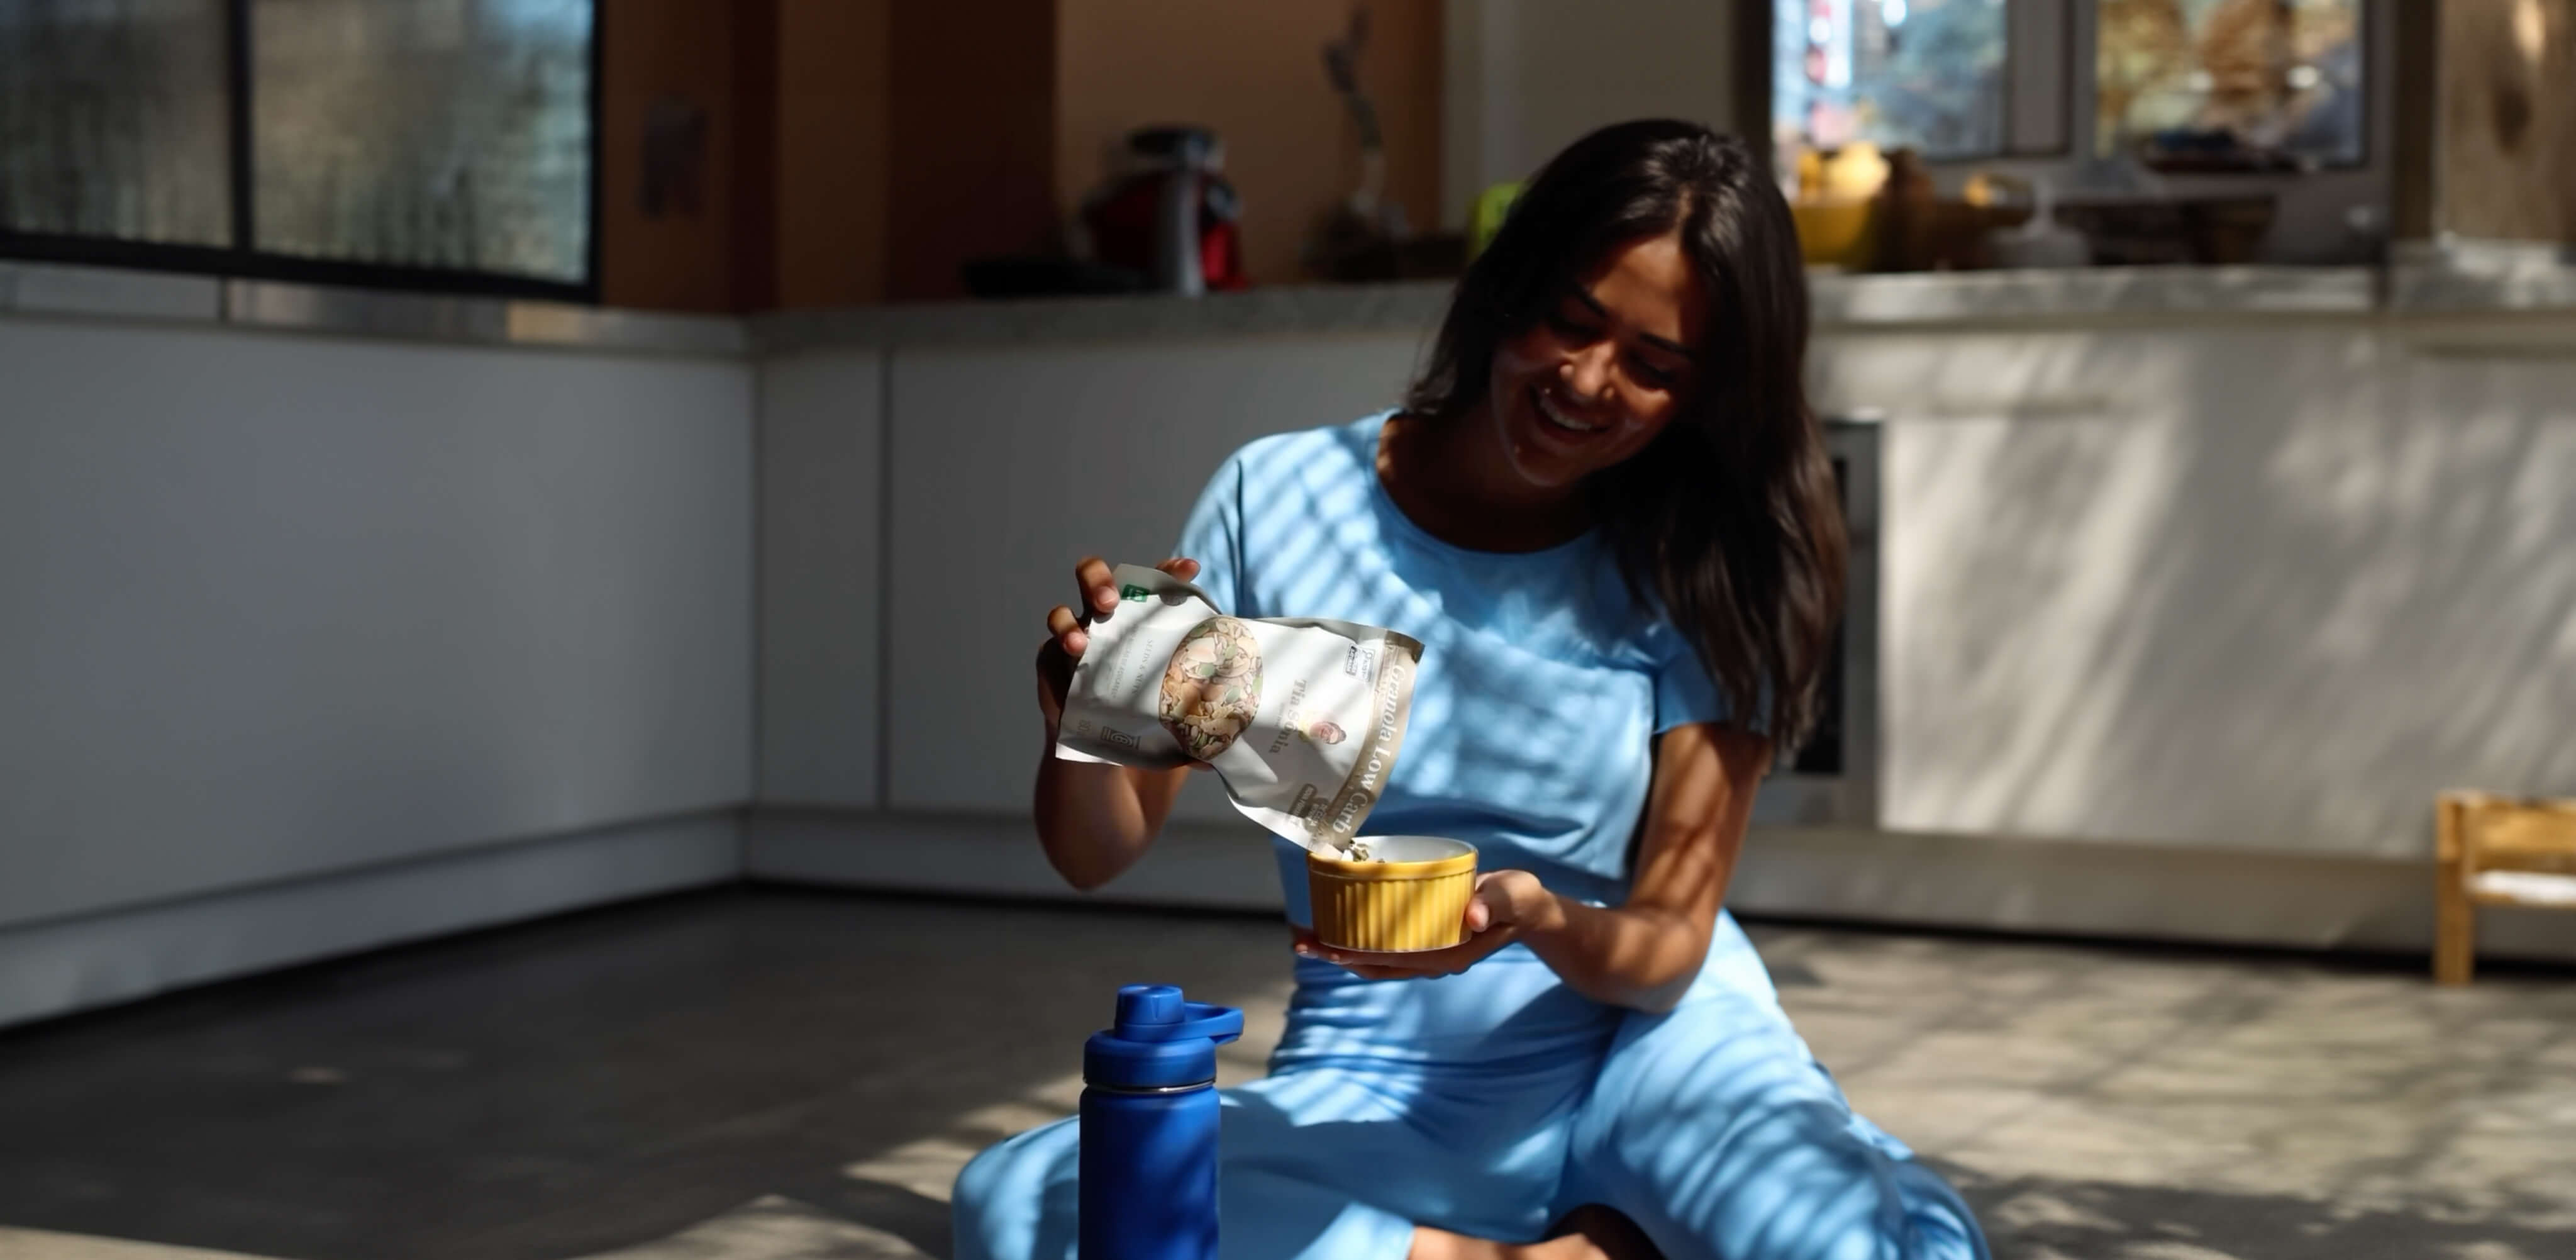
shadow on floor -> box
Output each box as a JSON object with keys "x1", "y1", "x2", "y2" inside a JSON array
[
  {"x1": 1947, "y1": 1162, "x2": 2576, "y2": 1260},
  {"x1": 0, "y1": 887, "x2": 1293, "y2": 1260},
  {"x1": 7, "y1": 888, "x2": 2572, "y2": 1260}
]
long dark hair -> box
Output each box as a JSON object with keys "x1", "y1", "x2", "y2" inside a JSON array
[{"x1": 1406, "y1": 120, "x2": 1845, "y2": 755}]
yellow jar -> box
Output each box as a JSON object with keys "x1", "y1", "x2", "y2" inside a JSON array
[
  {"x1": 1792, "y1": 198, "x2": 1877, "y2": 270},
  {"x1": 1307, "y1": 837, "x2": 1479, "y2": 953}
]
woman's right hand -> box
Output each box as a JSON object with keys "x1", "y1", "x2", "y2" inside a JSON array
[
  {"x1": 1036, "y1": 555, "x2": 1201, "y2": 735},
  {"x1": 1032, "y1": 554, "x2": 1207, "y2": 891}
]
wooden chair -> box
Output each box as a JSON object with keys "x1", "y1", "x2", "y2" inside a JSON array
[{"x1": 2435, "y1": 791, "x2": 2576, "y2": 984}]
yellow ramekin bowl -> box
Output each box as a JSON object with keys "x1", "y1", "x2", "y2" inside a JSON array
[{"x1": 1307, "y1": 837, "x2": 1479, "y2": 952}]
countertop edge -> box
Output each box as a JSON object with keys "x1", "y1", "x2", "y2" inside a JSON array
[
  {"x1": 747, "y1": 281, "x2": 1458, "y2": 355},
  {"x1": 10, "y1": 255, "x2": 2576, "y2": 358},
  {"x1": 0, "y1": 262, "x2": 748, "y2": 359},
  {"x1": 1810, "y1": 265, "x2": 2380, "y2": 325}
]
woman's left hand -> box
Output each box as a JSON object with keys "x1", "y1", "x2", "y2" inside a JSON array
[{"x1": 1293, "y1": 870, "x2": 1552, "y2": 980}]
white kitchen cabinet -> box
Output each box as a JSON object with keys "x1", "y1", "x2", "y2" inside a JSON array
[
  {"x1": 1817, "y1": 318, "x2": 2576, "y2": 861},
  {"x1": 757, "y1": 350, "x2": 887, "y2": 809},
  {"x1": 881, "y1": 334, "x2": 1427, "y2": 816},
  {"x1": 0, "y1": 320, "x2": 755, "y2": 929}
]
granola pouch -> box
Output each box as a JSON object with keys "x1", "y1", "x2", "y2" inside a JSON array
[{"x1": 1053, "y1": 564, "x2": 1422, "y2": 856}]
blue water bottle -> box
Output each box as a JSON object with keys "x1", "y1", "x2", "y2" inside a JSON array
[{"x1": 1080, "y1": 983, "x2": 1243, "y2": 1260}]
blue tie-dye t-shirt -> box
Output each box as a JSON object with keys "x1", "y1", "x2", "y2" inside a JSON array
[{"x1": 1174, "y1": 412, "x2": 1728, "y2": 920}]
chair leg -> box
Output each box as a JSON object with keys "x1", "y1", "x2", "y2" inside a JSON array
[
  {"x1": 2435, "y1": 794, "x2": 2474, "y2": 986},
  {"x1": 2435, "y1": 874, "x2": 2474, "y2": 986}
]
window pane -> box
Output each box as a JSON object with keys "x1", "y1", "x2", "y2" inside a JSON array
[
  {"x1": 250, "y1": 0, "x2": 591, "y2": 283},
  {"x1": 0, "y1": 0, "x2": 230, "y2": 247},
  {"x1": 2097, "y1": 0, "x2": 2366, "y2": 170},
  {"x1": 1774, "y1": 0, "x2": 2009, "y2": 164}
]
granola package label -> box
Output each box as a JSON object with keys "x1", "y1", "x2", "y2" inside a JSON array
[{"x1": 1055, "y1": 564, "x2": 1422, "y2": 855}]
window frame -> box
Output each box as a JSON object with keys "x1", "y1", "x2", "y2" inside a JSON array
[
  {"x1": 2085, "y1": 0, "x2": 2376, "y2": 174},
  {"x1": 1765, "y1": 0, "x2": 2376, "y2": 174},
  {"x1": 0, "y1": 0, "x2": 601, "y2": 303},
  {"x1": 1768, "y1": 0, "x2": 2056, "y2": 165}
]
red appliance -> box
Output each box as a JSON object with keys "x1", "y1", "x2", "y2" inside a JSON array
[{"x1": 1075, "y1": 126, "x2": 1248, "y2": 294}]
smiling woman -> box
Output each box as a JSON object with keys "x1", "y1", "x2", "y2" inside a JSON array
[
  {"x1": 1401, "y1": 121, "x2": 1846, "y2": 752},
  {"x1": 985, "y1": 121, "x2": 1984, "y2": 1260}
]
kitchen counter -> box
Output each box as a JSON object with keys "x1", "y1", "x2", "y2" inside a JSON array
[
  {"x1": 752, "y1": 249, "x2": 2575, "y2": 352},
  {"x1": 753, "y1": 265, "x2": 2392, "y2": 354},
  {"x1": 11, "y1": 247, "x2": 2573, "y2": 360},
  {"x1": 0, "y1": 261, "x2": 747, "y2": 357},
  {"x1": 761, "y1": 257, "x2": 2562, "y2": 350},
  {"x1": 2387, "y1": 240, "x2": 2576, "y2": 314}
]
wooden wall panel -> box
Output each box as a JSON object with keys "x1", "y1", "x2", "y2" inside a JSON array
[
  {"x1": 1055, "y1": 0, "x2": 1443, "y2": 287},
  {"x1": 2440, "y1": 0, "x2": 2576, "y2": 242},
  {"x1": 887, "y1": 0, "x2": 1060, "y2": 301},
  {"x1": 777, "y1": 1, "x2": 892, "y2": 309},
  {"x1": 598, "y1": 0, "x2": 741, "y2": 311}
]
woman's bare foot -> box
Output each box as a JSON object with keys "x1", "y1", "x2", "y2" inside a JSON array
[
  {"x1": 1411, "y1": 1207, "x2": 1660, "y2": 1260},
  {"x1": 1546, "y1": 1205, "x2": 1663, "y2": 1260},
  {"x1": 1409, "y1": 1226, "x2": 1606, "y2": 1260}
]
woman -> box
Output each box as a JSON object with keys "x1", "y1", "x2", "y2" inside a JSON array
[{"x1": 958, "y1": 121, "x2": 1988, "y2": 1260}]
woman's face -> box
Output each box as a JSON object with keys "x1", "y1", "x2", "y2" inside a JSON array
[{"x1": 1485, "y1": 229, "x2": 1707, "y2": 494}]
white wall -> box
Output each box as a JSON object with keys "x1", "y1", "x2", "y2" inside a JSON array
[
  {"x1": 1442, "y1": 0, "x2": 1741, "y2": 226},
  {"x1": 0, "y1": 318, "x2": 755, "y2": 1020}
]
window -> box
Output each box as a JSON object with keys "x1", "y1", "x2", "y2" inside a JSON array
[
  {"x1": 0, "y1": 0, "x2": 231, "y2": 248},
  {"x1": 2096, "y1": 0, "x2": 2367, "y2": 172},
  {"x1": 1, "y1": 0, "x2": 595, "y2": 298},
  {"x1": 1770, "y1": 1, "x2": 2370, "y2": 174},
  {"x1": 1774, "y1": 0, "x2": 2012, "y2": 163}
]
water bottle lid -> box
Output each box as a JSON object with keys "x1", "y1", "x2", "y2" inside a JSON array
[{"x1": 1084, "y1": 984, "x2": 1243, "y2": 1090}]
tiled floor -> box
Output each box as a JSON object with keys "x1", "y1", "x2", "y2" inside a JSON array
[{"x1": 2, "y1": 887, "x2": 2572, "y2": 1260}]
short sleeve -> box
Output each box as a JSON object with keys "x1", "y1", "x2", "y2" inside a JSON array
[
  {"x1": 1172, "y1": 455, "x2": 1246, "y2": 615},
  {"x1": 1650, "y1": 621, "x2": 1731, "y2": 733}
]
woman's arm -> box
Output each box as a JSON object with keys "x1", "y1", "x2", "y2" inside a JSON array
[
  {"x1": 1301, "y1": 722, "x2": 1768, "y2": 1013},
  {"x1": 1031, "y1": 556, "x2": 1200, "y2": 891},
  {"x1": 1034, "y1": 749, "x2": 1192, "y2": 891},
  {"x1": 1516, "y1": 722, "x2": 1766, "y2": 1010}
]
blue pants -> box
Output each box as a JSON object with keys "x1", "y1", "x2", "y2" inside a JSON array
[{"x1": 954, "y1": 913, "x2": 1987, "y2": 1260}]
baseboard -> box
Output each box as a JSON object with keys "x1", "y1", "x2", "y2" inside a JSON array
[
  {"x1": 0, "y1": 811, "x2": 743, "y2": 1029},
  {"x1": 1741, "y1": 825, "x2": 2576, "y2": 962},
  {"x1": 745, "y1": 808, "x2": 2576, "y2": 964},
  {"x1": 23, "y1": 808, "x2": 2557, "y2": 1031},
  {"x1": 743, "y1": 808, "x2": 1283, "y2": 912}
]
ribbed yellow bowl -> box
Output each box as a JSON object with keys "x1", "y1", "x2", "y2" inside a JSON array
[{"x1": 1307, "y1": 837, "x2": 1478, "y2": 952}]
